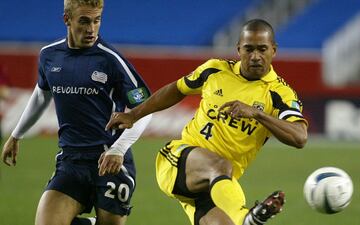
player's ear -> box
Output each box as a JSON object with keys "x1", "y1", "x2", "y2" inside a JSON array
[
  {"x1": 236, "y1": 43, "x2": 241, "y2": 56},
  {"x1": 63, "y1": 13, "x2": 70, "y2": 26},
  {"x1": 272, "y1": 42, "x2": 277, "y2": 57}
]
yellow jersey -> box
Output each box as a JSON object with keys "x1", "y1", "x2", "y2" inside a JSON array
[{"x1": 176, "y1": 59, "x2": 307, "y2": 179}]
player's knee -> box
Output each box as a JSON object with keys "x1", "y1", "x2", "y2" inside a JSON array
[{"x1": 35, "y1": 214, "x2": 69, "y2": 225}]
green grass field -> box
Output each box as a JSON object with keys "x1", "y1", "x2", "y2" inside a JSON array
[{"x1": 0, "y1": 136, "x2": 359, "y2": 225}]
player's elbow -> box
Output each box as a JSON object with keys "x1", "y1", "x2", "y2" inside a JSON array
[
  {"x1": 291, "y1": 122, "x2": 308, "y2": 149},
  {"x1": 293, "y1": 133, "x2": 308, "y2": 149}
]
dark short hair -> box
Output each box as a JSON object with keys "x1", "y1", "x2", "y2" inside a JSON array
[{"x1": 239, "y1": 19, "x2": 275, "y2": 44}]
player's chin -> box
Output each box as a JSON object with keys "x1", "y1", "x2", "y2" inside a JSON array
[
  {"x1": 249, "y1": 66, "x2": 264, "y2": 73},
  {"x1": 81, "y1": 40, "x2": 96, "y2": 48},
  {"x1": 249, "y1": 67, "x2": 266, "y2": 77}
]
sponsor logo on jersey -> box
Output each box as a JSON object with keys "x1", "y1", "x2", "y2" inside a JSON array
[
  {"x1": 51, "y1": 67, "x2": 62, "y2": 72},
  {"x1": 252, "y1": 101, "x2": 265, "y2": 111},
  {"x1": 91, "y1": 71, "x2": 108, "y2": 84},
  {"x1": 213, "y1": 89, "x2": 223, "y2": 96},
  {"x1": 52, "y1": 86, "x2": 99, "y2": 95},
  {"x1": 127, "y1": 87, "x2": 149, "y2": 104},
  {"x1": 206, "y1": 108, "x2": 258, "y2": 135}
]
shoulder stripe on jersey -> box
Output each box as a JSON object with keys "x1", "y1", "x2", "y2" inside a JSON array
[
  {"x1": 40, "y1": 38, "x2": 66, "y2": 52},
  {"x1": 109, "y1": 88, "x2": 117, "y2": 136},
  {"x1": 279, "y1": 110, "x2": 303, "y2": 120},
  {"x1": 270, "y1": 90, "x2": 301, "y2": 112},
  {"x1": 97, "y1": 43, "x2": 138, "y2": 87},
  {"x1": 184, "y1": 68, "x2": 221, "y2": 88},
  {"x1": 270, "y1": 90, "x2": 289, "y2": 111}
]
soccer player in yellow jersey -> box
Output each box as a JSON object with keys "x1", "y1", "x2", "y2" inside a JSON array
[{"x1": 106, "y1": 19, "x2": 308, "y2": 225}]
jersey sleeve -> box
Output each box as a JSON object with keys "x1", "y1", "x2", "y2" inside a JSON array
[
  {"x1": 37, "y1": 51, "x2": 50, "y2": 91},
  {"x1": 177, "y1": 59, "x2": 221, "y2": 95},
  {"x1": 114, "y1": 57, "x2": 151, "y2": 109},
  {"x1": 270, "y1": 84, "x2": 308, "y2": 126}
]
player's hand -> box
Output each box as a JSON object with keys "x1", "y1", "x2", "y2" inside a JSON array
[
  {"x1": 218, "y1": 100, "x2": 258, "y2": 119},
  {"x1": 1, "y1": 136, "x2": 20, "y2": 166},
  {"x1": 105, "y1": 112, "x2": 135, "y2": 131},
  {"x1": 98, "y1": 152, "x2": 123, "y2": 176}
]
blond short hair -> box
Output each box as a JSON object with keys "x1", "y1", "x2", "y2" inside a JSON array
[{"x1": 64, "y1": 0, "x2": 104, "y2": 17}]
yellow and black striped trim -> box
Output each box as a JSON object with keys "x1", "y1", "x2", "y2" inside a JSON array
[{"x1": 159, "y1": 145, "x2": 179, "y2": 167}]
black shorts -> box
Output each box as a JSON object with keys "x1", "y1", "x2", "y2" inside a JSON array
[
  {"x1": 172, "y1": 146, "x2": 216, "y2": 225},
  {"x1": 46, "y1": 146, "x2": 136, "y2": 216}
]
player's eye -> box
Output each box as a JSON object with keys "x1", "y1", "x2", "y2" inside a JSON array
[
  {"x1": 78, "y1": 17, "x2": 91, "y2": 25},
  {"x1": 245, "y1": 48, "x2": 254, "y2": 53},
  {"x1": 259, "y1": 48, "x2": 267, "y2": 52},
  {"x1": 79, "y1": 19, "x2": 89, "y2": 25}
]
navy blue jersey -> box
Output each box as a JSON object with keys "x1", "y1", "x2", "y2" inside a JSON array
[{"x1": 38, "y1": 37, "x2": 150, "y2": 148}]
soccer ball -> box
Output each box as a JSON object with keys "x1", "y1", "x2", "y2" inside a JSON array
[{"x1": 303, "y1": 167, "x2": 353, "y2": 214}]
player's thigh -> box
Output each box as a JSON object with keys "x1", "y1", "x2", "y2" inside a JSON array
[
  {"x1": 199, "y1": 207, "x2": 234, "y2": 225},
  {"x1": 96, "y1": 208, "x2": 127, "y2": 225},
  {"x1": 35, "y1": 190, "x2": 83, "y2": 225},
  {"x1": 158, "y1": 143, "x2": 232, "y2": 196},
  {"x1": 185, "y1": 147, "x2": 233, "y2": 192}
]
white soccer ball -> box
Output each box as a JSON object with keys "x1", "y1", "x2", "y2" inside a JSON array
[{"x1": 303, "y1": 167, "x2": 353, "y2": 214}]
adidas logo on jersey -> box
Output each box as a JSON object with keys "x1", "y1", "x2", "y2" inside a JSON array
[{"x1": 214, "y1": 89, "x2": 223, "y2": 96}]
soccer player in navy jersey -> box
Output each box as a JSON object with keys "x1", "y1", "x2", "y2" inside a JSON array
[
  {"x1": 106, "y1": 19, "x2": 308, "y2": 225},
  {"x1": 1, "y1": 1, "x2": 151, "y2": 225}
]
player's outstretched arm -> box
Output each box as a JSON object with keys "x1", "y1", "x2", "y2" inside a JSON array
[
  {"x1": 254, "y1": 112, "x2": 307, "y2": 148},
  {"x1": 1, "y1": 136, "x2": 20, "y2": 166},
  {"x1": 99, "y1": 114, "x2": 152, "y2": 176},
  {"x1": 106, "y1": 81, "x2": 185, "y2": 130},
  {"x1": 219, "y1": 100, "x2": 307, "y2": 148}
]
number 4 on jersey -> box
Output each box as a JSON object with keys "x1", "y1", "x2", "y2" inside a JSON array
[{"x1": 200, "y1": 122, "x2": 214, "y2": 140}]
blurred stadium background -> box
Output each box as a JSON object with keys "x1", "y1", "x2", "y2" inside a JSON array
[{"x1": 0, "y1": 0, "x2": 359, "y2": 224}]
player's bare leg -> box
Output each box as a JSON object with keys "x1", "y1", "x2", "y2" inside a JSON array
[
  {"x1": 95, "y1": 208, "x2": 127, "y2": 225},
  {"x1": 199, "y1": 207, "x2": 234, "y2": 225},
  {"x1": 184, "y1": 147, "x2": 246, "y2": 224},
  {"x1": 184, "y1": 147, "x2": 233, "y2": 192},
  {"x1": 35, "y1": 190, "x2": 83, "y2": 225}
]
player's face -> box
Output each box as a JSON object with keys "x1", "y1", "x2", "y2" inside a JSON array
[
  {"x1": 237, "y1": 30, "x2": 276, "y2": 80},
  {"x1": 65, "y1": 5, "x2": 102, "y2": 48}
]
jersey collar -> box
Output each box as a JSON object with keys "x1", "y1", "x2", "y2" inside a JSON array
[
  {"x1": 261, "y1": 65, "x2": 278, "y2": 82},
  {"x1": 234, "y1": 61, "x2": 278, "y2": 82}
]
